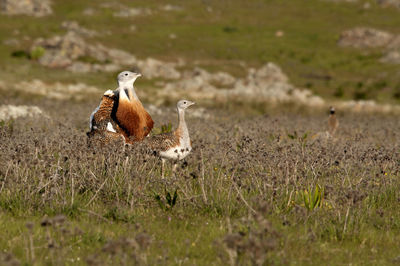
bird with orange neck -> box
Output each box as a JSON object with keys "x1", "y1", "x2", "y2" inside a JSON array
[
  {"x1": 115, "y1": 71, "x2": 154, "y2": 144},
  {"x1": 87, "y1": 71, "x2": 154, "y2": 145}
]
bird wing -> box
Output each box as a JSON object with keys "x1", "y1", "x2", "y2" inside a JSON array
[
  {"x1": 87, "y1": 129, "x2": 125, "y2": 146},
  {"x1": 145, "y1": 132, "x2": 178, "y2": 151},
  {"x1": 90, "y1": 94, "x2": 115, "y2": 131},
  {"x1": 88, "y1": 92, "x2": 129, "y2": 140}
]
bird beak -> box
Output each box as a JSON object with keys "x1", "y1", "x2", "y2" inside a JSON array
[
  {"x1": 190, "y1": 102, "x2": 195, "y2": 106},
  {"x1": 137, "y1": 73, "x2": 142, "y2": 78}
]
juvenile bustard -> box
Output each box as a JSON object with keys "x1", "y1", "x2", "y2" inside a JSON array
[{"x1": 145, "y1": 100, "x2": 195, "y2": 178}]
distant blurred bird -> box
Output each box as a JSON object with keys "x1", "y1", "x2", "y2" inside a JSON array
[
  {"x1": 145, "y1": 100, "x2": 194, "y2": 178},
  {"x1": 87, "y1": 71, "x2": 154, "y2": 144},
  {"x1": 328, "y1": 106, "x2": 339, "y2": 136}
]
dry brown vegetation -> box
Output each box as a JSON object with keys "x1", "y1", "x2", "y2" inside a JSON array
[{"x1": 0, "y1": 99, "x2": 399, "y2": 264}]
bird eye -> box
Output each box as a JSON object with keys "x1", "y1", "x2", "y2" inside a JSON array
[
  {"x1": 184, "y1": 101, "x2": 187, "y2": 104},
  {"x1": 125, "y1": 73, "x2": 128, "y2": 76}
]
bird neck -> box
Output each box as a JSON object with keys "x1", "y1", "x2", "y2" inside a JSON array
[
  {"x1": 118, "y1": 86, "x2": 130, "y2": 101},
  {"x1": 118, "y1": 81, "x2": 139, "y2": 101},
  {"x1": 127, "y1": 86, "x2": 139, "y2": 101},
  {"x1": 177, "y1": 108, "x2": 188, "y2": 138}
]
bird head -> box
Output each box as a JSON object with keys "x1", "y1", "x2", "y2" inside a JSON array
[
  {"x1": 329, "y1": 106, "x2": 336, "y2": 114},
  {"x1": 117, "y1": 71, "x2": 142, "y2": 88},
  {"x1": 177, "y1": 100, "x2": 195, "y2": 110}
]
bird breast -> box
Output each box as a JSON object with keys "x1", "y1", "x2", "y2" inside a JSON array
[{"x1": 160, "y1": 145, "x2": 192, "y2": 160}]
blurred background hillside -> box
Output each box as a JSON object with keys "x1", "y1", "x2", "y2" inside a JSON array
[{"x1": 1, "y1": 0, "x2": 400, "y2": 115}]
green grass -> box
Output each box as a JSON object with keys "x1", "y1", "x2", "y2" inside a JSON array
[{"x1": 0, "y1": 110, "x2": 399, "y2": 264}]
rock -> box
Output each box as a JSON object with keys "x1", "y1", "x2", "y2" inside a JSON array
[
  {"x1": 161, "y1": 5, "x2": 183, "y2": 11},
  {"x1": 31, "y1": 31, "x2": 135, "y2": 70},
  {"x1": 380, "y1": 50, "x2": 400, "y2": 64},
  {"x1": 82, "y1": 8, "x2": 96, "y2": 16},
  {"x1": 337, "y1": 100, "x2": 400, "y2": 113},
  {"x1": 275, "y1": 30, "x2": 284, "y2": 37},
  {"x1": 12, "y1": 79, "x2": 99, "y2": 100},
  {"x1": 381, "y1": 36, "x2": 400, "y2": 64},
  {"x1": 61, "y1": 21, "x2": 98, "y2": 37},
  {"x1": 386, "y1": 35, "x2": 400, "y2": 50},
  {"x1": 137, "y1": 58, "x2": 181, "y2": 80},
  {"x1": 113, "y1": 7, "x2": 151, "y2": 17},
  {"x1": 338, "y1": 27, "x2": 394, "y2": 48},
  {"x1": 250, "y1": 63, "x2": 289, "y2": 83},
  {"x1": 106, "y1": 48, "x2": 137, "y2": 65},
  {"x1": 3, "y1": 38, "x2": 19, "y2": 46},
  {"x1": 162, "y1": 67, "x2": 234, "y2": 96},
  {"x1": 0, "y1": 0, "x2": 52, "y2": 16},
  {"x1": 230, "y1": 63, "x2": 295, "y2": 102},
  {"x1": 0, "y1": 105, "x2": 43, "y2": 120},
  {"x1": 91, "y1": 63, "x2": 121, "y2": 72},
  {"x1": 161, "y1": 62, "x2": 325, "y2": 107},
  {"x1": 33, "y1": 32, "x2": 87, "y2": 68},
  {"x1": 376, "y1": 0, "x2": 400, "y2": 8},
  {"x1": 66, "y1": 62, "x2": 92, "y2": 73},
  {"x1": 363, "y1": 2, "x2": 371, "y2": 8},
  {"x1": 188, "y1": 107, "x2": 211, "y2": 119},
  {"x1": 338, "y1": 28, "x2": 400, "y2": 64},
  {"x1": 30, "y1": 31, "x2": 181, "y2": 77}
]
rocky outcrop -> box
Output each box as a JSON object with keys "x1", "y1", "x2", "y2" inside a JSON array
[
  {"x1": 61, "y1": 21, "x2": 98, "y2": 37},
  {"x1": 161, "y1": 5, "x2": 183, "y2": 11},
  {"x1": 113, "y1": 7, "x2": 152, "y2": 17},
  {"x1": 0, "y1": 105, "x2": 43, "y2": 120},
  {"x1": 31, "y1": 31, "x2": 137, "y2": 70},
  {"x1": 12, "y1": 79, "x2": 99, "y2": 100},
  {"x1": 380, "y1": 50, "x2": 400, "y2": 64},
  {"x1": 30, "y1": 31, "x2": 181, "y2": 78},
  {"x1": 0, "y1": 0, "x2": 52, "y2": 16},
  {"x1": 337, "y1": 100, "x2": 400, "y2": 113},
  {"x1": 338, "y1": 27, "x2": 400, "y2": 64},
  {"x1": 376, "y1": 0, "x2": 400, "y2": 8},
  {"x1": 338, "y1": 27, "x2": 394, "y2": 48},
  {"x1": 137, "y1": 58, "x2": 181, "y2": 80},
  {"x1": 160, "y1": 63, "x2": 324, "y2": 107}
]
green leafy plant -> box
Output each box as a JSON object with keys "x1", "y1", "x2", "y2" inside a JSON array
[
  {"x1": 161, "y1": 123, "x2": 172, "y2": 133},
  {"x1": 151, "y1": 123, "x2": 173, "y2": 135},
  {"x1": 287, "y1": 132, "x2": 308, "y2": 144},
  {"x1": 300, "y1": 184, "x2": 324, "y2": 211},
  {"x1": 154, "y1": 189, "x2": 178, "y2": 211},
  {"x1": 30, "y1": 46, "x2": 46, "y2": 60}
]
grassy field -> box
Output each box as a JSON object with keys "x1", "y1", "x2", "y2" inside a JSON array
[
  {"x1": 1, "y1": 0, "x2": 400, "y2": 265},
  {"x1": 0, "y1": 101, "x2": 399, "y2": 265}
]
